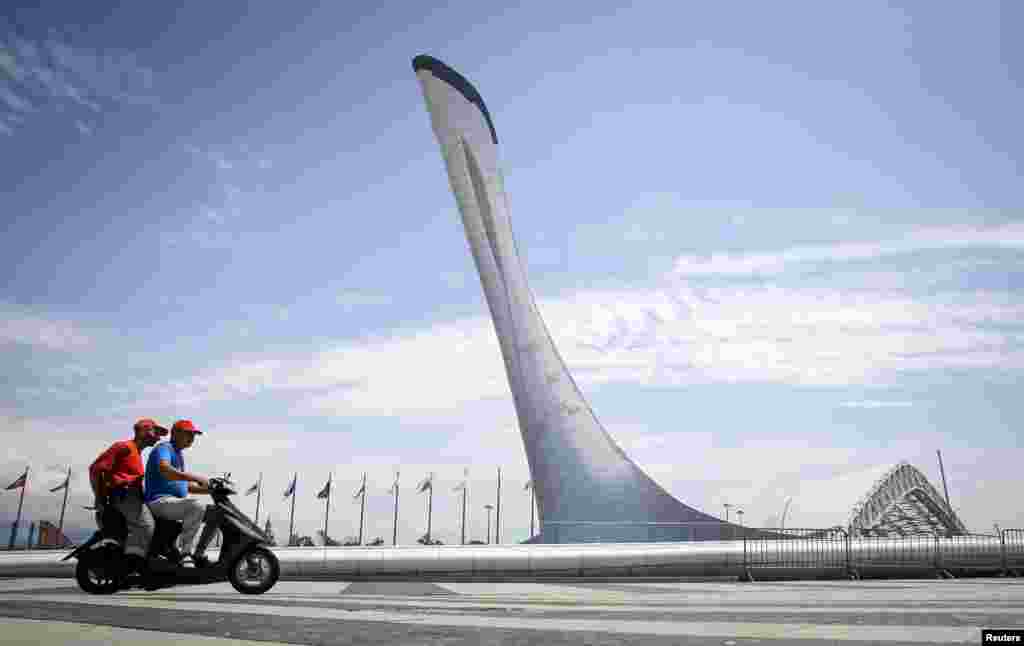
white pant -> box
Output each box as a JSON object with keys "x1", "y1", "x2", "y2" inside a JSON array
[{"x1": 148, "y1": 496, "x2": 205, "y2": 554}]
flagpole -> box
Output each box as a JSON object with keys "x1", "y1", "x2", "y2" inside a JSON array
[
  {"x1": 254, "y1": 473, "x2": 263, "y2": 526},
  {"x1": 495, "y1": 467, "x2": 501, "y2": 544},
  {"x1": 323, "y1": 474, "x2": 331, "y2": 545},
  {"x1": 461, "y1": 484, "x2": 467, "y2": 546},
  {"x1": 392, "y1": 472, "x2": 399, "y2": 546},
  {"x1": 8, "y1": 467, "x2": 28, "y2": 551},
  {"x1": 358, "y1": 473, "x2": 366, "y2": 546},
  {"x1": 426, "y1": 475, "x2": 433, "y2": 544},
  {"x1": 58, "y1": 466, "x2": 70, "y2": 536},
  {"x1": 288, "y1": 473, "x2": 297, "y2": 547}
]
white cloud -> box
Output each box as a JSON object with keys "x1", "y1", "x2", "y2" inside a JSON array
[
  {"x1": 0, "y1": 33, "x2": 157, "y2": 135},
  {"x1": 0, "y1": 85, "x2": 34, "y2": 112},
  {"x1": 0, "y1": 304, "x2": 93, "y2": 351},
  {"x1": 673, "y1": 223, "x2": 1024, "y2": 276},
  {"x1": 109, "y1": 271, "x2": 1024, "y2": 417},
  {"x1": 172, "y1": 145, "x2": 276, "y2": 250},
  {"x1": 838, "y1": 400, "x2": 914, "y2": 409}
]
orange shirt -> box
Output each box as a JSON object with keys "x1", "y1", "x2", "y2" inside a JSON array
[{"x1": 89, "y1": 440, "x2": 145, "y2": 493}]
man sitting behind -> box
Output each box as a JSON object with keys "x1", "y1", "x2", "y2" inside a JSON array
[
  {"x1": 144, "y1": 419, "x2": 218, "y2": 567},
  {"x1": 89, "y1": 418, "x2": 168, "y2": 574}
]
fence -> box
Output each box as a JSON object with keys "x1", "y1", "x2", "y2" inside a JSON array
[
  {"x1": 740, "y1": 527, "x2": 1024, "y2": 579},
  {"x1": 743, "y1": 527, "x2": 849, "y2": 578},
  {"x1": 1004, "y1": 529, "x2": 1024, "y2": 575}
]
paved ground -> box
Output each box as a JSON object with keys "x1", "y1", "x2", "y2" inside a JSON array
[{"x1": 1, "y1": 577, "x2": 1022, "y2": 645}]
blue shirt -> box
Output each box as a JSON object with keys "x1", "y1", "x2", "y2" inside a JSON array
[{"x1": 144, "y1": 441, "x2": 188, "y2": 503}]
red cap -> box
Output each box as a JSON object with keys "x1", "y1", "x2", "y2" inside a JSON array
[
  {"x1": 134, "y1": 418, "x2": 169, "y2": 435},
  {"x1": 171, "y1": 419, "x2": 203, "y2": 435}
]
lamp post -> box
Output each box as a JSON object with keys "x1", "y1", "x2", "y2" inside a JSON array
[
  {"x1": 495, "y1": 467, "x2": 501, "y2": 544},
  {"x1": 454, "y1": 468, "x2": 468, "y2": 546},
  {"x1": 723, "y1": 503, "x2": 731, "y2": 523},
  {"x1": 484, "y1": 504, "x2": 494, "y2": 544},
  {"x1": 736, "y1": 509, "x2": 745, "y2": 539}
]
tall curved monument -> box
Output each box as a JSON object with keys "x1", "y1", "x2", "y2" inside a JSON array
[{"x1": 413, "y1": 55, "x2": 735, "y2": 543}]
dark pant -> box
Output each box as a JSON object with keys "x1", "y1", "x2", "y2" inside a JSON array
[{"x1": 108, "y1": 488, "x2": 154, "y2": 558}]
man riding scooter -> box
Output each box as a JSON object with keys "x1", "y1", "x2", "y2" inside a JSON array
[
  {"x1": 89, "y1": 418, "x2": 168, "y2": 576},
  {"x1": 144, "y1": 419, "x2": 220, "y2": 568}
]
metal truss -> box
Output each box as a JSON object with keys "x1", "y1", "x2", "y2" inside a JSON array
[{"x1": 847, "y1": 462, "x2": 969, "y2": 537}]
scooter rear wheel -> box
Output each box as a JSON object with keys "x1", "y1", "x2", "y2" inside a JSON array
[
  {"x1": 75, "y1": 558, "x2": 120, "y2": 595},
  {"x1": 227, "y1": 546, "x2": 279, "y2": 595}
]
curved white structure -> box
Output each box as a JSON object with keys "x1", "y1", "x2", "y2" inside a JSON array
[{"x1": 414, "y1": 55, "x2": 731, "y2": 544}]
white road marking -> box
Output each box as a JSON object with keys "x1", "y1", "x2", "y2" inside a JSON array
[
  {"x1": 0, "y1": 617, "x2": 305, "y2": 646},
  {"x1": 0, "y1": 594, "x2": 990, "y2": 643}
]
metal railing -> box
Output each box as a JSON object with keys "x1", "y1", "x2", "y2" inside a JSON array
[
  {"x1": 743, "y1": 527, "x2": 848, "y2": 575},
  {"x1": 531, "y1": 522, "x2": 1024, "y2": 579},
  {"x1": 1004, "y1": 529, "x2": 1024, "y2": 576},
  {"x1": 738, "y1": 527, "x2": 1024, "y2": 579}
]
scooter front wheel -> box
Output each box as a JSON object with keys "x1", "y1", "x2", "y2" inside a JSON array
[
  {"x1": 228, "y1": 546, "x2": 280, "y2": 595},
  {"x1": 75, "y1": 558, "x2": 120, "y2": 595}
]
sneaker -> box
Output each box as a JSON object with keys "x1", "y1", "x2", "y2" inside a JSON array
[
  {"x1": 164, "y1": 547, "x2": 185, "y2": 565},
  {"x1": 190, "y1": 553, "x2": 213, "y2": 568}
]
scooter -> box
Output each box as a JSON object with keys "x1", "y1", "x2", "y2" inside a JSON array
[{"x1": 65, "y1": 476, "x2": 280, "y2": 595}]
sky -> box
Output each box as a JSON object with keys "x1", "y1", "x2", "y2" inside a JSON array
[{"x1": 2, "y1": 1, "x2": 1022, "y2": 546}]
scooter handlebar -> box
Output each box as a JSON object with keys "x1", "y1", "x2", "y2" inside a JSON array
[{"x1": 207, "y1": 477, "x2": 237, "y2": 496}]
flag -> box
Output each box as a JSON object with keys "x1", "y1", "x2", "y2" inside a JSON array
[
  {"x1": 417, "y1": 474, "x2": 433, "y2": 493},
  {"x1": 387, "y1": 471, "x2": 399, "y2": 495},
  {"x1": 5, "y1": 471, "x2": 27, "y2": 491},
  {"x1": 245, "y1": 481, "x2": 259, "y2": 496},
  {"x1": 453, "y1": 467, "x2": 468, "y2": 492},
  {"x1": 353, "y1": 481, "x2": 365, "y2": 499},
  {"x1": 524, "y1": 480, "x2": 532, "y2": 492},
  {"x1": 316, "y1": 476, "x2": 331, "y2": 499},
  {"x1": 49, "y1": 475, "x2": 69, "y2": 493},
  {"x1": 283, "y1": 475, "x2": 296, "y2": 498}
]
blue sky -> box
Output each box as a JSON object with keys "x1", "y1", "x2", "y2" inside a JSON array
[{"x1": 2, "y1": 1, "x2": 1022, "y2": 545}]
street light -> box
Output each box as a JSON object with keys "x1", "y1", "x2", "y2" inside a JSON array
[
  {"x1": 736, "y1": 509, "x2": 745, "y2": 538},
  {"x1": 723, "y1": 503, "x2": 732, "y2": 524},
  {"x1": 484, "y1": 504, "x2": 494, "y2": 544}
]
